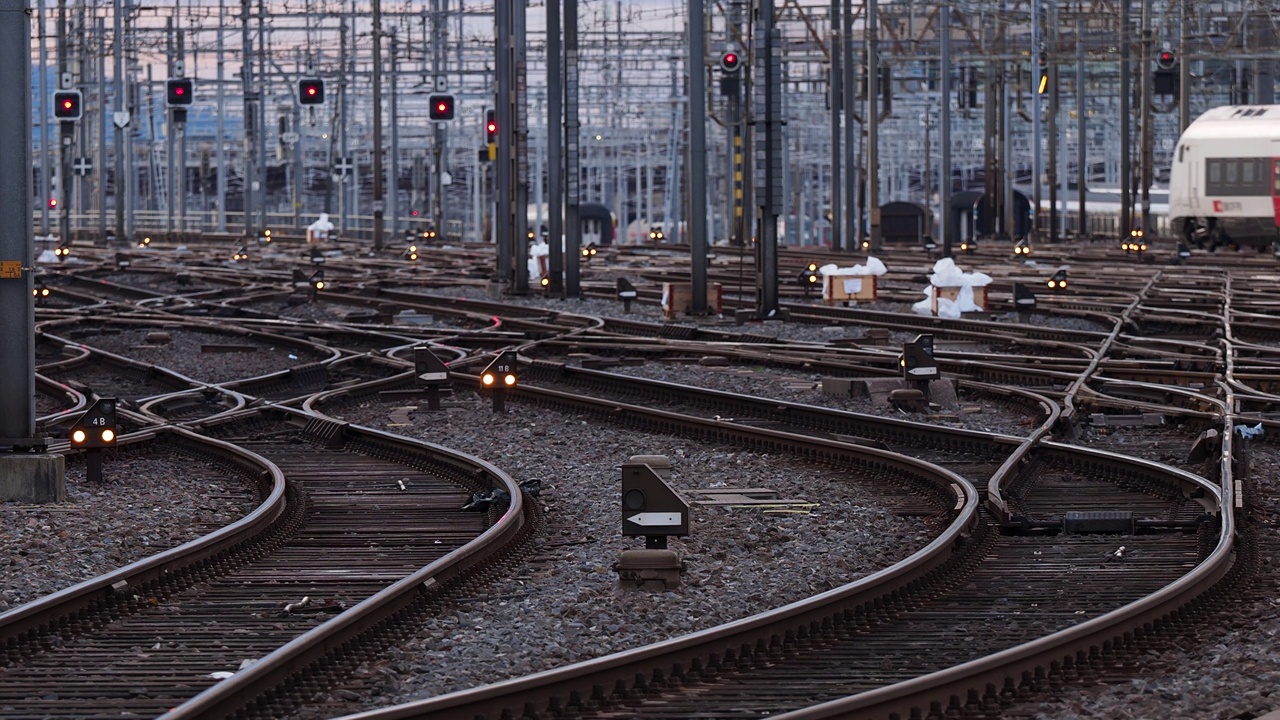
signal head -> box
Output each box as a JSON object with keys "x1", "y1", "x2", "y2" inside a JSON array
[
  {"x1": 299, "y1": 77, "x2": 325, "y2": 105},
  {"x1": 428, "y1": 94, "x2": 456, "y2": 121},
  {"x1": 70, "y1": 398, "x2": 118, "y2": 448},
  {"x1": 719, "y1": 51, "x2": 741, "y2": 73},
  {"x1": 166, "y1": 78, "x2": 193, "y2": 106},
  {"x1": 53, "y1": 90, "x2": 82, "y2": 121},
  {"x1": 1156, "y1": 50, "x2": 1176, "y2": 70},
  {"x1": 485, "y1": 110, "x2": 498, "y2": 142}
]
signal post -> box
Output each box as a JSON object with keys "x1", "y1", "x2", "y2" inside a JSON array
[{"x1": 0, "y1": 0, "x2": 64, "y2": 503}]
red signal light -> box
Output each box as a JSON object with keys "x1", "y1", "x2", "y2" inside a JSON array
[{"x1": 720, "y1": 51, "x2": 741, "y2": 72}]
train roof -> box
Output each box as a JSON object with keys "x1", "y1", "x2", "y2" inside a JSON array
[{"x1": 1182, "y1": 105, "x2": 1280, "y2": 141}]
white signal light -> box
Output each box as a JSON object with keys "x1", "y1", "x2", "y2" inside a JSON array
[
  {"x1": 482, "y1": 373, "x2": 496, "y2": 386},
  {"x1": 72, "y1": 429, "x2": 86, "y2": 443},
  {"x1": 101, "y1": 429, "x2": 115, "y2": 443},
  {"x1": 504, "y1": 373, "x2": 517, "y2": 386}
]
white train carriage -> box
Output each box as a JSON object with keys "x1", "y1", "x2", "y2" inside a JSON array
[{"x1": 1169, "y1": 105, "x2": 1280, "y2": 251}]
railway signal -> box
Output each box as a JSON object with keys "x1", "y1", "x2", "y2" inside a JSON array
[
  {"x1": 404, "y1": 243, "x2": 419, "y2": 261},
  {"x1": 617, "y1": 456, "x2": 689, "y2": 589},
  {"x1": 959, "y1": 238, "x2": 977, "y2": 253},
  {"x1": 54, "y1": 239, "x2": 71, "y2": 260},
  {"x1": 413, "y1": 346, "x2": 451, "y2": 411},
  {"x1": 166, "y1": 78, "x2": 193, "y2": 106},
  {"x1": 299, "y1": 77, "x2": 325, "y2": 105},
  {"x1": 797, "y1": 262, "x2": 821, "y2": 297},
  {"x1": 1047, "y1": 268, "x2": 1068, "y2": 290},
  {"x1": 581, "y1": 242, "x2": 598, "y2": 259},
  {"x1": 1154, "y1": 50, "x2": 1178, "y2": 97},
  {"x1": 899, "y1": 334, "x2": 939, "y2": 381},
  {"x1": 1121, "y1": 228, "x2": 1148, "y2": 254},
  {"x1": 71, "y1": 398, "x2": 118, "y2": 483},
  {"x1": 1013, "y1": 238, "x2": 1031, "y2": 257},
  {"x1": 719, "y1": 50, "x2": 741, "y2": 73},
  {"x1": 33, "y1": 283, "x2": 51, "y2": 304},
  {"x1": 53, "y1": 90, "x2": 82, "y2": 121},
  {"x1": 480, "y1": 351, "x2": 518, "y2": 412},
  {"x1": 617, "y1": 277, "x2": 638, "y2": 312},
  {"x1": 428, "y1": 94, "x2": 455, "y2": 121},
  {"x1": 1013, "y1": 283, "x2": 1037, "y2": 310}
]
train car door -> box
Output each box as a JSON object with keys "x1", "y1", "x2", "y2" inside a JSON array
[{"x1": 1272, "y1": 158, "x2": 1280, "y2": 227}]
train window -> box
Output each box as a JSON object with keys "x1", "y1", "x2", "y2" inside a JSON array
[
  {"x1": 1226, "y1": 160, "x2": 1239, "y2": 187},
  {"x1": 1207, "y1": 159, "x2": 1221, "y2": 189},
  {"x1": 1243, "y1": 159, "x2": 1255, "y2": 186},
  {"x1": 1178, "y1": 144, "x2": 1185, "y2": 163}
]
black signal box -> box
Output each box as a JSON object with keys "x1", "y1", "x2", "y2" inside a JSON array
[
  {"x1": 71, "y1": 398, "x2": 118, "y2": 449},
  {"x1": 414, "y1": 347, "x2": 450, "y2": 386},
  {"x1": 901, "y1": 334, "x2": 939, "y2": 381},
  {"x1": 621, "y1": 462, "x2": 690, "y2": 542}
]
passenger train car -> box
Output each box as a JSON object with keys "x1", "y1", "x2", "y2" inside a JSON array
[{"x1": 1169, "y1": 105, "x2": 1280, "y2": 251}]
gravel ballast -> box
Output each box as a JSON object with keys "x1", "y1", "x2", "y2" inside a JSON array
[
  {"x1": 0, "y1": 450, "x2": 260, "y2": 612},
  {"x1": 313, "y1": 386, "x2": 941, "y2": 713}
]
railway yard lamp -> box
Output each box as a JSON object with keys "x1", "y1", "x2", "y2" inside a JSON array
[
  {"x1": 648, "y1": 226, "x2": 665, "y2": 242},
  {"x1": 1047, "y1": 268, "x2": 1068, "y2": 291},
  {"x1": 1013, "y1": 238, "x2": 1031, "y2": 257},
  {"x1": 54, "y1": 239, "x2": 71, "y2": 260},
  {"x1": 33, "y1": 283, "x2": 51, "y2": 305},
  {"x1": 959, "y1": 238, "x2": 977, "y2": 253},
  {"x1": 232, "y1": 246, "x2": 250, "y2": 262},
  {"x1": 581, "y1": 242, "x2": 598, "y2": 259},
  {"x1": 70, "y1": 398, "x2": 118, "y2": 483},
  {"x1": 138, "y1": 235, "x2": 151, "y2": 248},
  {"x1": 404, "y1": 243, "x2": 419, "y2": 262},
  {"x1": 480, "y1": 351, "x2": 518, "y2": 412}
]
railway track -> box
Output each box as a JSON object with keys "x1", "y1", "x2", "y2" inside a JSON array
[
  {"x1": 0, "y1": 411, "x2": 527, "y2": 720},
  {"x1": 13, "y1": 243, "x2": 1269, "y2": 719}
]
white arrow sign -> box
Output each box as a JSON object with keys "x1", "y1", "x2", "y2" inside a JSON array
[
  {"x1": 418, "y1": 372, "x2": 447, "y2": 382},
  {"x1": 113, "y1": 111, "x2": 131, "y2": 129},
  {"x1": 626, "y1": 512, "x2": 682, "y2": 527}
]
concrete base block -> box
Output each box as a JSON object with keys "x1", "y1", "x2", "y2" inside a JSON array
[
  {"x1": 616, "y1": 549, "x2": 683, "y2": 591},
  {"x1": 0, "y1": 454, "x2": 66, "y2": 504}
]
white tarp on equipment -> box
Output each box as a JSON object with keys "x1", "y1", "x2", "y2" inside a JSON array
[{"x1": 913, "y1": 258, "x2": 992, "y2": 317}]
